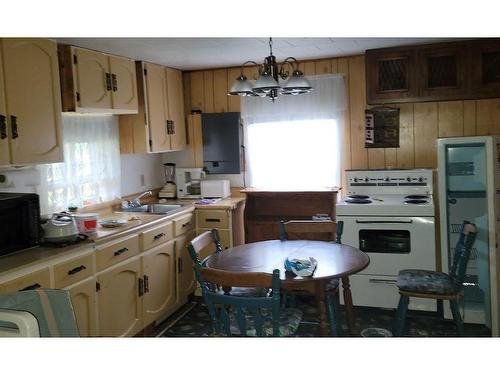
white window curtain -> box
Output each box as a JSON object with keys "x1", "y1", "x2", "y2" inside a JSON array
[
  {"x1": 37, "y1": 114, "x2": 121, "y2": 214},
  {"x1": 241, "y1": 74, "x2": 347, "y2": 190}
]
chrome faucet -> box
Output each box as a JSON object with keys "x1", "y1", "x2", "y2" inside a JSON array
[{"x1": 122, "y1": 190, "x2": 153, "y2": 209}]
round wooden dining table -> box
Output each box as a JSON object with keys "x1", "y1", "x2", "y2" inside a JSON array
[{"x1": 204, "y1": 239, "x2": 370, "y2": 336}]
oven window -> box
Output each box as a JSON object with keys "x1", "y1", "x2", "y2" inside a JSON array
[{"x1": 359, "y1": 230, "x2": 411, "y2": 254}]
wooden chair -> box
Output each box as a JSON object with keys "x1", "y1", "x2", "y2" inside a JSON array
[
  {"x1": 187, "y1": 229, "x2": 268, "y2": 297},
  {"x1": 198, "y1": 267, "x2": 303, "y2": 336},
  {"x1": 278, "y1": 219, "x2": 344, "y2": 336},
  {"x1": 393, "y1": 221, "x2": 478, "y2": 336}
]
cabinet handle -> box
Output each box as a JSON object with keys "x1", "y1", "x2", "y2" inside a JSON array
[
  {"x1": 0, "y1": 115, "x2": 6, "y2": 139},
  {"x1": 165, "y1": 120, "x2": 170, "y2": 135},
  {"x1": 20, "y1": 283, "x2": 41, "y2": 291},
  {"x1": 68, "y1": 265, "x2": 87, "y2": 275},
  {"x1": 178, "y1": 257, "x2": 183, "y2": 273},
  {"x1": 170, "y1": 120, "x2": 175, "y2": 134},
  {"x1": 138, "y1": 278, "x2": 144, "y2": 297},
  {"x1": 153, "y1": 233, "x2": 165, "y2": 241},
  {"x1": 105, "y1": 73, "x2": 112, "y2": 91},
  {"x1": 182, "y1": 222, "x2": 192, "y2": 228},
  {"x1": 206, "y1": 218, "x2": 221, "y2": 223},
  {"x1": 111, "y1": 73, "x2": 118, "y2": 92},
  {"x1": 143, "y1": 275, "x2": 149, "y2": 293},
  {"x1": 113, "y1": 247, "x2": 129, "y2": 256},
  {"x1": 10, "y1": 115, "x2": 18, "y2": 139}
]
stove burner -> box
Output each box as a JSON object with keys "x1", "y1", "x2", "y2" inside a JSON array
[
  {"x1": 347, "y1": 194, "x2": 370, "y2": 199},
  {"x1": 404, "y1": 195, "x2": 429, "y2": 200},
  {"x1": 404, "y1": 199, "x2": 428, "y2": 205},
  {"x1": 345, "y1": 198, "x2": 372, "y2": 204}
]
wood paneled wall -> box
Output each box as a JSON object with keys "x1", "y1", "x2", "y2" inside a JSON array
[{"x1": 182, "y1": 55, "x2": 500, "y2": 187}]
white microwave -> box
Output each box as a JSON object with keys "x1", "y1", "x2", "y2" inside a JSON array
[{"x1": 200, "y1": 180, "x2": 230, "y2": 199}]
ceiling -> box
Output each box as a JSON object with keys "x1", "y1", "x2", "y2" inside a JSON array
[{"x1": 58, "y1": 37, "x2": 451, "y2": 71}]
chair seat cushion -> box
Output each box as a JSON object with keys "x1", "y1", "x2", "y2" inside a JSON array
[
  {"x1": 397, "y1": 269, "x2": 459, "y2": 295},
  {"x1": 228, "y1": 287, "x2": 270, "y2": 298},
  {"x1": 229, "y1": 308, "x2": 303, "y2": 337}
]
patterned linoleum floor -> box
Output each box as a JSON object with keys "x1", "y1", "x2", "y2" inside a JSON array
[{"x1": 159, "y1": 296, "x2": 491, "y2": 337}]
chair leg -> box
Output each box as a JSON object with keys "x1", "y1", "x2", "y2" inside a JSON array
[
  {"x1": 393, "y1": 295, "x2": 409, "y2": 337},
  {"x1": 326, "y1": 292, "x2": 340, "y2": 337},
  {"x1": 450, "y1": 299, "x2": 464, "y2": 336}
]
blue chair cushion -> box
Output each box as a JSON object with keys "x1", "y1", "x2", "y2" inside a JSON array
[
  {"x1": 397, "y1": 269, "x2": 460, "y2": 295},
  {"x1": 227, "y1": 287, "x2": 270, "y2": 298},
  {"x1": 228, "y1": 307, "x2": 303, "y2": 337}
]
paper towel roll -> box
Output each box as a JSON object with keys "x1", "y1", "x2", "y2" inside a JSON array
[{"x1": 0, "y1": 169, "x2": 41, "y2": 188}]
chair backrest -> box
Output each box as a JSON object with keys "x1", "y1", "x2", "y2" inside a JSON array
[
  {"x1": 187, "y1": 229, "x2": 223, "y2": 266},
  {"x1": 0, "y1": 289, "x2": 79, "y2": 337},
  {"x1": 449, "y1": 221, "x2": 478, "y2": 284},
  {"x1": 199, "y1": 267, "x2": 281, "y2": 337},
  {"x1": 279, "y1": 219, "x2": 343, "y2": 243}
]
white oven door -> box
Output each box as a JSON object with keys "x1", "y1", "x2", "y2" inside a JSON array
[{"x1": 337, "y1": 216, "x2": 436, "y2": 275}]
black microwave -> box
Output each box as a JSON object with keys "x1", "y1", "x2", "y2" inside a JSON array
[{"x1": 0, "y1": 193, "x2": 41, "y2": 257}]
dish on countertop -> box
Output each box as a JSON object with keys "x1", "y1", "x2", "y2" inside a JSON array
[{"x1": 99, "y1": 219, "x2": 128, "y2": 228}]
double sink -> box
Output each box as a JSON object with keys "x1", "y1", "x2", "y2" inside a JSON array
[{"x1": 119, "y1": 203, "x2": 185, "y2": 215}]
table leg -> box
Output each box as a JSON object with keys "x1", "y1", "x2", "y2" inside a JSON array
[
  {"x1": 341, "y1": 276, "x2": 354, "y2": 335},
  {"x1": 315, "y1": 280, "x2": 330, "y2": 337}
]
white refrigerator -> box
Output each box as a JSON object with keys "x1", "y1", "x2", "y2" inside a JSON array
[{"x1": 438, "y1": 135, "x2": 500, "y2": 336}]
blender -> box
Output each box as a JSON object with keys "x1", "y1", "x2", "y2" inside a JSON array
[{"x1": 159, "y1": 163, "x2": 177, "y2": 198}]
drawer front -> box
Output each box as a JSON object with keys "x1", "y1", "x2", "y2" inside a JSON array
[
  {"x1": 197, "y1": 210, "x2": 229, "y2": 229},
  {"x1": 0, "y1": 268, "x2": 51, "y2": 293},
  {"x1": 54, "y1": 254, "x2": 94, "y2": 289},
  {"x1": 140, "y1": 222, "x2": 174, "y2": 251},
  {"x1": 96, "y1": 234, "x2": 140, "y2": 271},
  {"x1": 174, "y1": 213, "x2": 194, "y2": 237},
  {"x1": 342, "y1": 274, "x2": 436, "y2": 312}
]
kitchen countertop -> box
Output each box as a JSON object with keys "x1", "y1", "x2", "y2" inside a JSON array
[{"x1": 0, "y1": 197, "x2": 245, "y2": 280}]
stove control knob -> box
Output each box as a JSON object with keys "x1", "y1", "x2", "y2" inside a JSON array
[
  {"x1": 384, "y1": 177, "x2": 390, "y2": 182},
  {"x1": 353, "y1": 177, "x2": 358, "y2": 183},
  {"x1": 364, "y1": 177, "x2": 369, "y2": 182},
  {"x1": 406, "y1": 177, "x2": 412, "y2": 182},
  {"x1": 418, "y1": 177, "x2": 424, "y2": 182}
]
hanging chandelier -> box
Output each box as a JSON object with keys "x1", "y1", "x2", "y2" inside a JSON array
[{"x1": 228, "y1": 37, "x2": 313, "y2": 101}]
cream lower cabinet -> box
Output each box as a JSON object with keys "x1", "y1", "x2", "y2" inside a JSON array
[
  {"x1": 142, "y1": 240, "x2": 176, "y2": 327},
  {"x1": 97, "y1": 257, "x2": 143, "y2": 337},
  {"x1": 175, "y1": 231, "x2": 197, "y2": 304},
  {"x1": 65, "y1": 277, "x2": 97, "y2": 337}
]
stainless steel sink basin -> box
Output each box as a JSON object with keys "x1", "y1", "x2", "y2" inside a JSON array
[{"x1": 120, "y1": 204, "x2": 184, "y2": 215}]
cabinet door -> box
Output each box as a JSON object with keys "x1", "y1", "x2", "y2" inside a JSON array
[
  {"x1": 142, "y1": 240, "x2": 176, "y2": 327},
  {"x1": 166, "y1": 67, "x2": 186, "y2": 151},
  {"x1": 175, "y1": 231, "x2": 196, "y2": 303},
  {"x1": 366, "y1": 48, "x2": 417, "y2": 104},
  {"x1": 109, "y1": 55, "x2": 138, "y2": 112},
  {"x1": 97, "y1": 257, "x2": 142, "y2": 337},
  {"x1": 0, "y1": 44, "x2": 9, "y2": 165},
  {"x1": 145, "y1": 63, "x2": 170, "y2": 152},
  {"x1": 73, "y1": 47, "x2": 112, "y2": 110},
  {"x1": 471, "y1": 39, "x2": 500, "y2": 97},
  {"x1": 1, "y1": 38, "x2": 63, "y2": 164},
  {"x1": 418, "y1": 43, "x2": 467, "y2": 99},
  {"x1": 66, "y1": 277, "x2": 97, "y2": 337}
]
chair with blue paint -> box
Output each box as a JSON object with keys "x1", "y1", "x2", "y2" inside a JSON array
[
  {"x1": 198, "y1": 267, "x2": 303, "y2": 337},
  {"x1": 187, "y1": 229, "x2": 268, "y2": 297},
  {"x1": 393, "y1": 221, "x2": 478, "y2": 336},
  {"x1": 278, "y1": 219, "x2": 344, "y2": 336}
]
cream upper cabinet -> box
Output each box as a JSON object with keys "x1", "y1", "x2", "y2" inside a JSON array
[
  {"x1": 145, "y1": 62, "x2": 171, "y2": 152},
  {"x1": 97, "y1": 257, "x2": 143, "y2": 337},
  {"x1": 58, "y1": 44, "x2": 138, "y2": 114},
  {"x1": 66, "y1": 277, "x2": 97, "y2": 337},
  {"x1": 73, "y1": 47, "x2": 112, "y2": 110},
  {"x1": 166, "y1": 67, "x2": 186, "y2": 151},
  {"x1": 0, "y1": 46, "x2": 9, "y2": 165},
  {"x1": 142, "y1": 240, "x2": 176, "y2": 327},
  {"x1": 1, "y1": 38, "x2": 63, "y2": 165},
  {"x1": 118, "y1": 63, "x2": 187, "y2": 154},
  {"x1": 109, "y1": 55, "x2": 138, "y2": 111}
]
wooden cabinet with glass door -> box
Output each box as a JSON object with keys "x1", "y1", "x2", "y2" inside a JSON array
[
  {"x1": 58, "y1": 45, "x2": 138, "y2": 114},
  {"x1": 0, "y1": 38, "x2": 63, "y2": 166}
]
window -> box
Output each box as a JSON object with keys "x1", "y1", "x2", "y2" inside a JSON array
[
  {"x1": 38, "y1": 114, "x2": 121, "y2": 214},
  {"x1": 241, "y1": 74, "x2": 347, "y2": 190}
]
